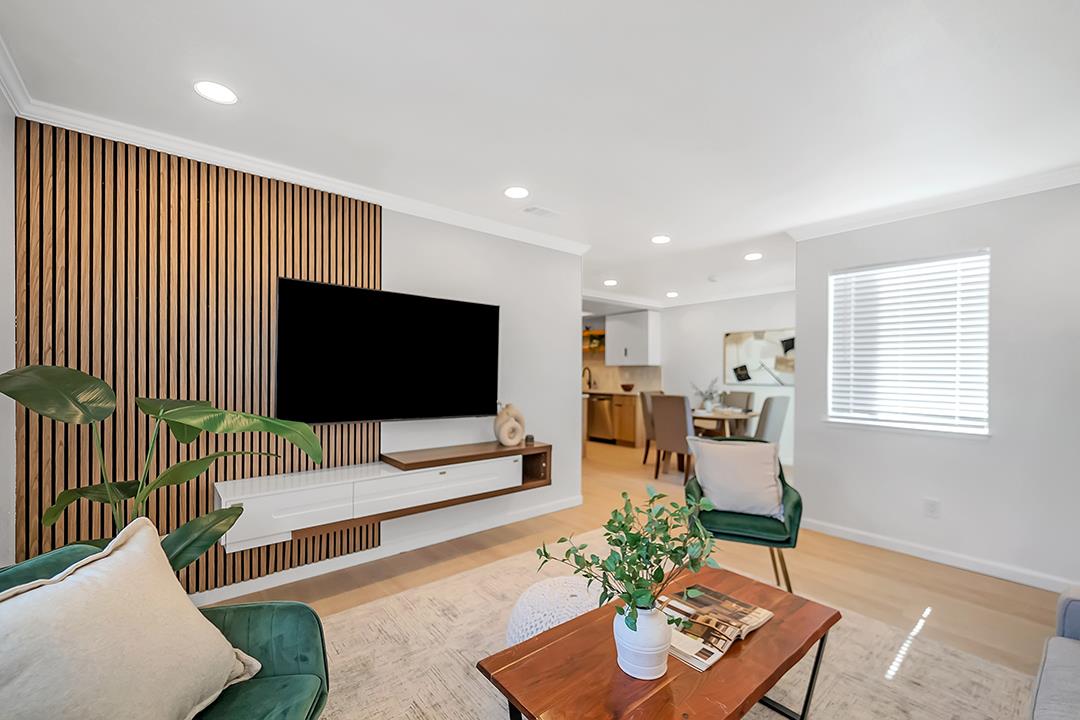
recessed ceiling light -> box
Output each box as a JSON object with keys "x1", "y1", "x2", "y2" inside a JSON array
[
  {"x1": 193, "y1": 80, "x2": 238, "y2": 105},
  {"x1": 744, "y1": 252, "x2": 764, "y2": 261},
  {"x1": 504, "y1": 186, "x2": 529, "y2": 199},
  {"x1": 603, "y1": 279, "x2": 618, "y2": 287},
  {"x1": 651, "y1": 235, "x2": 671, "y2": 245},
  {"x1": 666, "y1": 291, "x2": 679, "y2": 298}
]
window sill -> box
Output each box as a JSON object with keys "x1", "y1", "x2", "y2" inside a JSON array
[{"x1": 822, "y1": 417, "x2": 991, "y2": 439}]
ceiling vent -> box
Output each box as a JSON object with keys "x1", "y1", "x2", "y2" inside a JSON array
[{"x1": 522, "y1": 205, "x2": 559, "y2": 218}]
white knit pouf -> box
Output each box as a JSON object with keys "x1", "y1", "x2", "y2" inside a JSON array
[{"x1": 505, "y1": 576, "x2": 603, "y2": 645}]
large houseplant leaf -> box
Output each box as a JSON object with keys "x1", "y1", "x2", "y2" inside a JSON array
[
  {"x1": 42, "y1": 480, "x2": 140, "y2": 526},
  {"x1": 136, "y1": 398, "x2": 322, "y2": 463},
  {"x1": 0, "y1": 365, "x2": 115, "y2": 424},
  {"x1": 135, "y1": 398, "x2": 211, "y2": 444},
  {"x1": 160, "y1": 507, "x2": 243, "y2": 571},
  {"x1": 135, "y1": 451, "x2": 276, "y2": 506}
]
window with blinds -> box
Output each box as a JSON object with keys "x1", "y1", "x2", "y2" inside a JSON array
[{"x1": 828, "y1": 252, "x2": 990, "y2": 435}]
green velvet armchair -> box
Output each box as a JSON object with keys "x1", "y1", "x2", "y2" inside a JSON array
[
  {"x1": 686, "y1": 436, "x2": 803, "y2": 592},
  {"x1": 0, "y1": 544, "x2": 328, "y2": 720}
]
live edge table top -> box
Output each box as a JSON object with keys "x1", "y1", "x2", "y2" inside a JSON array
[{"x1": 476, "y1": 568, "x2": 841, "y2": 720}]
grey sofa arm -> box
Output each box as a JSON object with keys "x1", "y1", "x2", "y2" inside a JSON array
[{"x1": 1057, "y1": 588, "x2": 1080, "y2": 640}]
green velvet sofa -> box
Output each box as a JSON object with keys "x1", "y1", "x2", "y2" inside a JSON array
[{"x1": 0, "y1": 544, "x2": 329, "y2": 720}]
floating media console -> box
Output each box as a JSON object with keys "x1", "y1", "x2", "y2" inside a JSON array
[{"x1": 214, "y1": 441, "x2": 552, "y2": 553}]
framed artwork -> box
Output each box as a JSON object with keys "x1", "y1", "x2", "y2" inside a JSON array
[{"x1": 723, "y1": 329, "x2": 795, "y2": 386}]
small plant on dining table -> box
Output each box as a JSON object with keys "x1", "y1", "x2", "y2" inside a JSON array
[{"x1": 536, "y1": 486, "x2": 720, "y2": 631}]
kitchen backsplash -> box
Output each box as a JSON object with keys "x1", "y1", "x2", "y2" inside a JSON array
[{"x1": 582, "y1": 354, "x2": 662, "y2": 392}]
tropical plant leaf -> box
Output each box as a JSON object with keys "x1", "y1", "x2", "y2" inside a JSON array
[
  {"x1": 160, "y1": 507, "x2": 243, "y2": 571},
  {"x1": 135, "y1": 398, "x2": 211, "y2": 444},
  {"x1": 42, "y1": 480, "x2": 139, "y2": 526},
  {"x1": 136, "y1": 398, "x2": 322, "y2": 462},
  {"x1": 136, "y1": 451, "x2": 276, "y2": 506},
  {"x1": 0, "y1": 365, "x2": 115, "y2": 424}
]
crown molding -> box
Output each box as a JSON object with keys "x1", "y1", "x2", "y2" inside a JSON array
[
  {"x1": 0, "y1": 34, "x2": 588, "y2": 257},
  {"x1": 787, "y1": 164, "x2": 1080, "y2": 242},
  {"x1": 582, "y1": 289, "x2": 664, "y2": 309},
  {"x1": 0, "y1": 32, "x2": 28, "y2": 114},
  {"x1": 584, "y1": 283, "x2": 797, "y2": 312}
]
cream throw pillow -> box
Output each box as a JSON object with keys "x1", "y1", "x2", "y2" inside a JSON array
[
  {"x1": 688, "y1": 437, "x2": 784, "y2": 519},
  {"x1": 0, "y1": 517, "x2": 260, "y2": 720}
]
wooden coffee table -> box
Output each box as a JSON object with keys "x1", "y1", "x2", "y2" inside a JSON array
[{"x1": 477, "y1": 568, "x2": 840, "y2": 720}]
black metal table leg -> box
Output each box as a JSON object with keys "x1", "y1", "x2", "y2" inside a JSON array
[
  {"x1": 758, "y1": 632, "x2": 829, "y2": 720},
  {"x1": 508, "y1": 703, "x2": 523, "y2": 720}
]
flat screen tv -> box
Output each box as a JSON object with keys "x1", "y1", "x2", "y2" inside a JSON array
[{"x1": 275, "y1": 279, "x2": 499, "y2": 423}]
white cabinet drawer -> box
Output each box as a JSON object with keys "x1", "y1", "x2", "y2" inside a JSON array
[
  {"x1": 224, "y1": 481, "x2": 353, "y2": 552},
  {"x1": 354, "y1": 456, "x2": 522, "y2": 518}
]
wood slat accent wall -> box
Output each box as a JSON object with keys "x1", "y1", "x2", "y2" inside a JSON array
[{"x1": 13, "y1": 118, "x2": 382, "y2": 592}]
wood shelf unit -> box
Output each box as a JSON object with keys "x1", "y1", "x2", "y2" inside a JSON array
[{"x1": 381, "y1": 440, "x2": 551, "y2": 476}]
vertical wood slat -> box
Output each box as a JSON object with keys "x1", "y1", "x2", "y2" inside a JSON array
[{"x1": 13, "y1": 119, "x2": 381, "y2": 592}]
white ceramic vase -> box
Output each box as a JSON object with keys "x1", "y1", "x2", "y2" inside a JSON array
[
  {"x1": 612, "y1": 608, "x2": 672, "y2": 680},
  {"x1": 703, "y1": 399, "x2": 715, "y2": 411}
]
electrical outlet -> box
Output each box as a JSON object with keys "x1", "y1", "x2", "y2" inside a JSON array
[{"x1": 922, "y1": 497, "x2": 942, "y2": 520}]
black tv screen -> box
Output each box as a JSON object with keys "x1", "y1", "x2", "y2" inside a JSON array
[{"x1": 275, "y1": 279, "x2": 499, "y2": 423}]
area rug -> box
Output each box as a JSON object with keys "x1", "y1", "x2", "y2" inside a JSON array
[{"x1": 321, "y1": 529, "x2": 1033, "y2": 719}]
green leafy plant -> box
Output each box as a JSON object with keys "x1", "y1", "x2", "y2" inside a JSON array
[
  {"x1": 537, "y1": 486, "x2": 720, "y2": 631},
  {"x1": 0, "y1": 365, "x2": 323, "y2": 571}
]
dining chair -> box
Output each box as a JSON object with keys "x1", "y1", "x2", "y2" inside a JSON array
[
  {"x1": 685, "y1": 436, "x2": 802, "y2": 593},
  {"x1": 650, "y1": 394, "x2": 695, "y2": 483},
  {"x1": 639, "y1": 390, "x2": 664, "y2": 465},
  {"x1": 721, "y1": 390, "x2": 755, "y2": 435},
  {"x1": 754, "y1": 396, "x2": 790, "y2": 443},
  {"x1": 720, "y1": 390, "x2": 755, "y2": 411}
]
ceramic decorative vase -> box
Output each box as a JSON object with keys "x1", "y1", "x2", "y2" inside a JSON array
[
  {"x1": 612, "y1": 608, "x2": 672, "y2": 680},
  {"x1": 703, "y1": 399, "x2": 715, "y2": 412},
  {"x1": 493, "y1": 403, "x2": 525, "y2": 446}
]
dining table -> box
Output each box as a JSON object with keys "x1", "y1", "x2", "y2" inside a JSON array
[{"x1": 692, "y1": 407, "x2": 760, "y2": 437}]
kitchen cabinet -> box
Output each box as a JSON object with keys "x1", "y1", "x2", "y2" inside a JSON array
[
  {"x1": 604, "y1": 310, "x2": 661, "y2": 366},
  {"x1": 612, "y1": 396, "x2": 637, "y2": 446}
]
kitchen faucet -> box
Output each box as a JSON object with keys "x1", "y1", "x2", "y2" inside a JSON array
[{"x1": 582, "y1": 366, "x2": 595, "y2": 389}]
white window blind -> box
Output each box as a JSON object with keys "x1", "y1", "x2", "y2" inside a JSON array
[{"x1": 828, "y1": 252, "x2": 990, "y2": 435}]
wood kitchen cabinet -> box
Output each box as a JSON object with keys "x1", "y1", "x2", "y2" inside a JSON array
[
  {"x1": 612, "y1": 395, "x2": 645, "y2": 447},
  {"x1": 604, "y1": 310, "x2": 661, "y2": 366}
]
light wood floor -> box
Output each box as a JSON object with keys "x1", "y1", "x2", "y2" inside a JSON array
[{"x1": 237, "y1": 441, "x2": 1056, "y2": 674}]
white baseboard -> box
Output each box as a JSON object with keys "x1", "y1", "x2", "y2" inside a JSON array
[
  {"x1": 802, "y1": 517, "x2": 1078, "y2": 592},
  {"x1": 189, "y1": 493, "x2": 583, "y2": 606}
]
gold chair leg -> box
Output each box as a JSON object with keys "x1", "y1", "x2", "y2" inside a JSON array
[
  {"x1": 776, "y1": 548, "x2": 793, "y2": 594},
  {"x1": 768, "y1": 547, "x2": 781, "y2": 587}
]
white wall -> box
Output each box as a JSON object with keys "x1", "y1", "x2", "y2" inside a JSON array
[
  {"x1": 796, "y1": 183, "x2": 1080, "y2": 590},
  {"x1": 0, "y1": 102, "x2": 14, "y2": 565},
  {"x1": 660, "y1": 292, "x2": 796, "y2": 466},
  {"x1": 377, "y1": 211, "x2": 582, "y2": 556}
]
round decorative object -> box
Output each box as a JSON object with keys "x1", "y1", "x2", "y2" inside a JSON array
[
  {"x1": 505, "y1": 576, "x2": 602, "y2": 646},
  {"x1": 612, "y1": 607, "x2": 672, "y2": 680},
  {"x1": 495, "y1": 419, "x2": 523, "y2": 446},
  {"x1": 493, "y1": 403, "x2": 526, "y2": 447},
  {"x1": 621, "y1": 383, "x2": 635, "y2": 392}
]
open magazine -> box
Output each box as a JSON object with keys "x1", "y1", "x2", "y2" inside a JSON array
[{"x1": 658, "y1": 585, "x2": 774, "y2": 671}]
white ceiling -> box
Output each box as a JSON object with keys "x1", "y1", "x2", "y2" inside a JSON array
[{"x1": 2, "y1": 1, "x2": 1079, "y2": 306}]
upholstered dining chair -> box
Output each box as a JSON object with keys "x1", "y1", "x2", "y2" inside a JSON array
[
  {"x1": 720, "y1": 390, "x2": 755, "y2": 436},
  {"x1": 685, "y1": 436, "x2": 802, "y2": 593},
  {"x1": 754, "y1": 396, "x2": 790, "y2": 444},
  {"x1": 720, "y1": 390, "x2": 755, "y2": 411},
  {"x1": 639, "y1": 390, "x2": 663, "y2": 465},
  {"x1": 650, "y1": 394, "x2": 696, "y2": 483}
]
